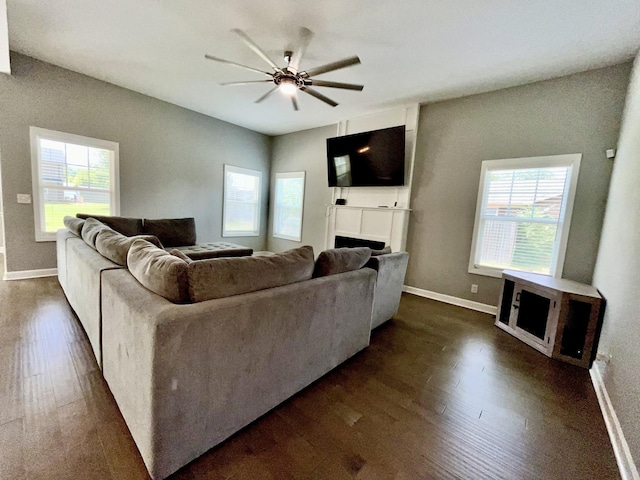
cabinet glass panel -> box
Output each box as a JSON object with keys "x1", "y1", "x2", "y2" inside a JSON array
[
  {"x1": 499, "y1": 280, "x2": 515, "y2": 325},
  {"x1": 516, "y1": 290, "x2": 549, "y2": 341}
]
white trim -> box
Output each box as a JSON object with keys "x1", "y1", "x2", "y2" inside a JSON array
[
  {"x1": 273, "y1": 171, "x2": 305, "y2": 242},
  {"x1": 0, "y1": 247, "x2": 4, "y2": 254},
  {"x1": 468, "y1": 153, "x2": 582, "y2": 279},
  {"x1": 222, "y1": 164, "x2": 262, "y2": 238},
  {"x1": 3, "y1": 267, "x2": 58, "y2": 281},
  {"x1": 402, "y1": 285, "x2": 497, "y2": 315},
  {"x1": 29, "y1": 127, "x2": 120, "y2": 242},
  {"x1": 590, "y1": 362, "x2": 640, "y2": 480}
]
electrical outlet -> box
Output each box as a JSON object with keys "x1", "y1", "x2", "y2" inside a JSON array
[
  {"x1": 17, "y1": 194, "x2": 32, "y2": 204},
  {"x1": 471, "y1": 284, "x2": 478, "y2": 294}
]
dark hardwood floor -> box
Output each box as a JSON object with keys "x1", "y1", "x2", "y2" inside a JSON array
[{"x1": 0, "y1": 257, "x2": 619, "y2": 479}]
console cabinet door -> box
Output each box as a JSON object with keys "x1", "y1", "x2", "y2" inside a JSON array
[{"x1": 510, "y1": 285, "x2": 559, "y2": 354}]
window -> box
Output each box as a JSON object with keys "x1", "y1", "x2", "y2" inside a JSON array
[
  {"x1": 273, "y1": 171, "x2": 305, "y2": 242},
  {"x1": 469, "y1": 154, "x2": 581, "y2": 278},
  {"x1": 223, "y1": 165, "x2": 262, "y2": 237},
  {"x1": 30, "y1": 127, "x2": 120, "y2": 241}
]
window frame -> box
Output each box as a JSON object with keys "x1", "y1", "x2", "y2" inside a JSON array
[
  {"x1": 468, "y1": 154, "x2": 581, "y2": 279},
  {"x1": 222, "y1": 164, "x2": 262, "y2": 238},
  {"x1": 30, "y1": 127, "x2": 120, "y2": 242},
  {"x1": 273, "y1": 171, "x2": 306, "y2": 242}
]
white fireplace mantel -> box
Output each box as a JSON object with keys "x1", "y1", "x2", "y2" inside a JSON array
[{"x1": 325, "y1": 205, "x2": 410, "y2": 252}]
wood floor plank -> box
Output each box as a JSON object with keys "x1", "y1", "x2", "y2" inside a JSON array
[{"x1": 0, "y1": 258, "x2": 621, "y2": 479}]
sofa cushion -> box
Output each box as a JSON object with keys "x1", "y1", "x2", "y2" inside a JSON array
[
  {"x1": 143, "y1": 218, "x2": 196, "y2": 247},
  {"x1": 76, "y1": 214, "x2": 144, "y2": 236},
  {"x1": 63, "y1": 216, "x2": 85, "y2": 237},
  {"x1": 187, "y1": 245, "x2": 314, "y2": 302},
  {"x1": 81, "y1": 218, "x2": 111, "y2": 249},
  {"x1": 313, "y1": 247, "x2": 372, "y2": 278},
  {"x1": 127, "y1": 240, "x2": 189, "y2": 303},
  {"x1": 95, "y1": 229, "x2": 164, "y2": 266},
  {"x1": 170, "y1": 249, "x2": 193, "y2": 263},
  {"x1": 370, "y1": 246, "x2": 392, "y2": 256},
  {"x1": 172, "y1": 242, "x2": 253, "y2": 260}
]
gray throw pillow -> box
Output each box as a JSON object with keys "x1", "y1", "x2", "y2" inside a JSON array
[
  {"x1": 95, "y1": 229, "x2": 163, "y2": 266},
  {"x1": 370, "y1": 246, "x2": 392, "y2": 256},
  {"x1": 143, "y1": 218, "x2": 196, "y2": 247},
  {"x1": 187, "y1": 245, "x2": 315, "y2": 302},
  {"x1": 313, "y1": 247, "x2": 372, "y2": 278},
  {"x1": 127, "y1": 240, "x2": 190, "y2": 303},
  {"x1": 76, "y1": 214, "x2": 144, "y2": 236},
  {"x1": 63, "y1": 216, "x2": 85, "y2": 237},
  {"x1": 81, "y1": 218, "x2": 111, "y2": 249}
]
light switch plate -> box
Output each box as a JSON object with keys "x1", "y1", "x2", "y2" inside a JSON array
[{"x1": 17, "y1": 194, "x2": 32, "y2": 204}]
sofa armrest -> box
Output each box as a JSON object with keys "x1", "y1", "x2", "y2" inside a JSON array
[
  {"x1": 366, "y1": 251, "x2": 409, "y2": 329},
  {"x1": 100, "y1": 267, "x2": 375, "y2": 479}
]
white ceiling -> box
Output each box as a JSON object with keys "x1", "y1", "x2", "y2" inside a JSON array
[{"x1": 6, "y1": 0, "x2": 640, "y2": 136}]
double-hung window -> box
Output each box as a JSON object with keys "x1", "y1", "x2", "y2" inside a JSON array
[
  {"x1": 30, "y1": 127, "x2": 120, "y2": 241},
  {"x1": 223, "y1": 165, "x2": 262, "y2": 237},
  {"x1": 273, "y1": 172, "x2": 305, "y2": 242},
  {"x1": 469, "y1": 154, "x2": 581, "y2": 278}
]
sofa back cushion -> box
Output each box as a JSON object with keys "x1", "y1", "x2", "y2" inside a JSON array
[
  {"x1": 76, "y1": 214, "x2": 144, "y2": 236},
  {"x1": 81, "y1": 218, "x2": 111, "y2": 248},
  {"x1": 143, "y1": 218, "x2": 196, "y2": 247},
  {"x1": 96, "y1": 229, "x2": 163, "y2": 266},
  {"x1": 187, "y1": 245, "x2": 314, "y2": 302},
  {"x1": 63, "y1": 216, "x2": 85, "y2": 237},
  {"x1": 127, "y1": 240, "x2": 190, "y2": 303},
  {"x1": 313, "y1": 247, "x2": 372, "y2": 278}
]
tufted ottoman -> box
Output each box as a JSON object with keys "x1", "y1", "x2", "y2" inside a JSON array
[{"x1": 170, "y1": 242, "x2": 253, "y2": 260}]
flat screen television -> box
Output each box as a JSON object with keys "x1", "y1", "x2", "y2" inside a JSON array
[{"x1": 326, "y1": 125, "x2": 405, "y2": 187}]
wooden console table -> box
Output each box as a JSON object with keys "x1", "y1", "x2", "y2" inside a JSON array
[{"x1": 496, "y1": 270, "x2": 604, "y2": 368}]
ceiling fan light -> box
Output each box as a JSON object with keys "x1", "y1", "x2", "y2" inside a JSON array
[{"x1": 279, "y1": 78, "x2": 298, "y2": 96}]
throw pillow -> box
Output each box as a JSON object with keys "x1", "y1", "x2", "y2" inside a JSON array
[
  {"x1": 63, "y1": 216, "x2": 85, "y2": 237},
  {"x1": 370, "y1": 246, "x2": 392, "y2": 256},
  {"x1": 187, "y1": 245, "x2": 314, "y2": 302},
  {"x1": 127, "y1": 240, "x2": 189, "y2": 303},
  {"x1": 95, "y1": 229, "x2": 163, "y2": 266},
  {"x1": 81, "y1": 218, "x2": 111, "y2": 249},
  {"x1": 313, "y1": 247, "x2": 372, "y2": 278},
  {"x1": 170, "y1": 249, "x2": 193, "y2": 264},
  {"x1": 76, "y1": 214, "x2": 144, "y2": 236},
  {"x1": 143, "y1": 218, "x2": 196, "y2": 247}
]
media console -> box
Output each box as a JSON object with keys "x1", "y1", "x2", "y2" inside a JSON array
[{"x1": 496, "y1": 270, "x2": 605, "y2": 368}]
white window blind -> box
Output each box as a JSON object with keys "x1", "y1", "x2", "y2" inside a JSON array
[
  {"x1": 30, "y1": 127, "x2": 120, "y2": 242},
  {"x1": 273, "y1": 172, "x2": 305, "y2": 242},
  {"x1": 469, "y1": 154, "x2": 581, "y2": 278},
  {"x1": 223, "y1": 165, "x2": 262, "y2": 237}
]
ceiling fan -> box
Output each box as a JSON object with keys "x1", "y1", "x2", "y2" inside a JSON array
[{"x1": 205, "y1": 28, "x2": 363, "y2": 111}]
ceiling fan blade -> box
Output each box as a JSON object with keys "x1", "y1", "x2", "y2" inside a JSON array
[
  {"x1": 255, "y1": 86, "x2": 279, "y2": 104},
  {"x1": 220, "y1": 80, "x2": 273, "y2": 86},
  {"x1": 305, "y1": 79, "x2": 364, "y2": 91},
  {"x1": 204, "y1": 54, "x2": 272, "y2": 77},
  {"x1": 301, "y1": 56, "x2": 361, "y2": 78},
  {"x1": 291, "y1": 96, "x2": 299, "y2": 111},
  {"x1": 289, "y1": 27, "x2": 313, "y2": 72},
  {"x1": 300, "y1": 86, "x2": 338, "y2": 107},
  {"x1": 232, "y1": 28, "x2": 280, "y2": 72}
]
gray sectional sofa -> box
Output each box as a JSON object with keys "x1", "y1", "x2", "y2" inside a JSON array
[{"x1": 56, "y1": 215, "x2": 408, "y2": 479}]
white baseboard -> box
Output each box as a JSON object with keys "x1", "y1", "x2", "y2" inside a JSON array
[
  {"x1": 0, "y1": 246, "x2": 4, "y2": 255},
  {"x1": 590, "y1": 362, "x2": 640, "y2": 480},
  {"x1": 403, "y1": 285, "x2": 498, "y2": 315},
  {"x1": 3, "y1": 268, "x2": 58, "y2": 281}
]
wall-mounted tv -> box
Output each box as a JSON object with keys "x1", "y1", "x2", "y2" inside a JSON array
[{"x1": 326, "y1": 125, "x2": 405, "y2": 187}]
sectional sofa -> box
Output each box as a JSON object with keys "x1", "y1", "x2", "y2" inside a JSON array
[{"x1": 56, "y1": 215, "x2": 408, "y2": 479}]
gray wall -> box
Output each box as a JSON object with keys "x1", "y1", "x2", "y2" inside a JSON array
[
  {"x1": 0, "y1": 53, "x2": 271, "y2": 273},
  {"x1": 406, "y1": 63, "x2": 632, "y2": 306},
  {"x1": 593, "y1": 53, "x2": 640, "y2": 469},
  {"x1": 267, "y1": 125, "x2": 336, "y2": 256}
]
